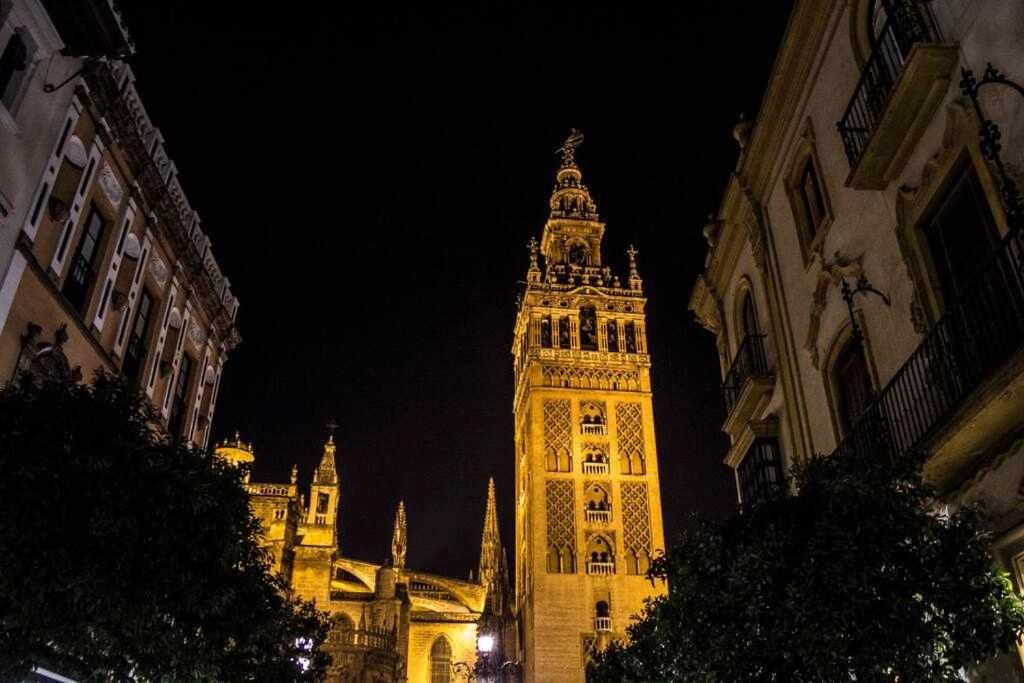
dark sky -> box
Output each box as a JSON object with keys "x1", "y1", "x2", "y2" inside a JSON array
[{"x1": 118, "y1": 2, "x2": 792, "y2": 578}]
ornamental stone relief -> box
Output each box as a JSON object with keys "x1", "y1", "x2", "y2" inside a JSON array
[{"x1": 621, "y1": 481, "x2": 652, "y2": 556}]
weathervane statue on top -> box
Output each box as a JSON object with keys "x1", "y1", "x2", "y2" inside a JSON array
[{"x1": 557, "y1": 128, "x2": 585, "y2": 167}]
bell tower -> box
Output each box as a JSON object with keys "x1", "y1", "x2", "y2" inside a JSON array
[{"x1": 512, "y1": 130, "x2": 667, "y2": 682}]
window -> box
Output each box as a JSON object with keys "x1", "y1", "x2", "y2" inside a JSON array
[
  {"x1": 122, "y1": 289, "x2": 154, "y2": 386},
  {"x1": 606, "y1": 320, "x2": 619, "y2": 352},
  {"x1": 799, "y1": 159, "x2": 827, "y2": 240},
  {"x1": 316, "y1": 492, "x2": 330, "y2": 514},
  {"x1": 786, "y1": 129, "x2": 833, "y2": 261},
  {"x1": 540, "y1": 315, "x2": 552, "y2": 348},
  {"x1": 834, "y1": 339, "x2": 873, "y2": 436},
  {"x1": 624, "y1": 321, "x2": 637, "y2": 353},
  {"x1": 167, "y1": 354, "x2": 194, "y2": 438},
  {"x1": 0, "y1": 29, "x2": 30, "y2": 110},
  {"x1": 923, "y1": 168, "x2": 1001, "y2": 307},
  {"x1": 740, "y1": 291, "x2": 759, "y2": 339},
  {"x1": 738, "y1": 438, "x2": 784, "y2": 508},
  {"x1": 429, "y1": 636, "x2": 452, "y2": 683},
  {"x1": 273, "y1": 508, "x2": 285, "y2": 521},
  {"x1": 62, "y1": 206, "x2": 107, "y2": 315},
  {"x1": 558, "y1": 316, "x2": 571, "y2": 349},
  {"x1": 579, "y1": 306, "x2": 597, "y2": 350}
]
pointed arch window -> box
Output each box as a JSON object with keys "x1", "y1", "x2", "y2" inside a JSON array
[{"x1": 430, "y1": 636, "x2": 453, "y2": 683}]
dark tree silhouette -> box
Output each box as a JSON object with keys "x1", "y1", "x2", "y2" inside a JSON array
[
  {"x1": 589, "y1": 447, "x2": 1024, "y2": 681},
  {"x1": 0, "y1": 372, "x2": 330, "y2": 681}
]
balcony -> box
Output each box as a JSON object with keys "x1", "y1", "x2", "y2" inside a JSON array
[
  {"x1": 833, "y1": 227, "x2": 1024, "y2": 489},
  {"x1": 837, "y1": 2, "x2": 956, "y2": 189},
  {"x1": 582, "y1": 460, "x2": 610, "y2": 475},
  {"x1": 594, "y1": 617, "x2": 612, "y2": 632},
  {"x1": 581, "y1": 423, "x2": 607, "y2": 437},
  {"x1": 586, "y1": 561, "x2": 615, "y2": 576},
  {"x1": 585, "y1": 508, "x2": 612, "y2": 524},
  {"x1": 722, "y1": 334, "x2": 774, "y2": 436}
]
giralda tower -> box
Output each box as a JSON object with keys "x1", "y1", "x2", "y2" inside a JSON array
[{"x1": 512, "y1": 131, "x2": 667, "y2": 682}]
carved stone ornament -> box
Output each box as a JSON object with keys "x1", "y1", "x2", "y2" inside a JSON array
[
  {"x1": 14, "y1": 322, "x2": 82, "y2": 384},
  {"x1": 805, "y1": 252, "x2": 863, "y2": 369},
  {"x1": 97, "y1": 162, "x2": 124, "y2": 208},
  {"x1": 189, "y1": 320, "x2": 206, "y2": 348},
  {"x1": 149, "y1": 254, "x2": 169, "y2": 286}
]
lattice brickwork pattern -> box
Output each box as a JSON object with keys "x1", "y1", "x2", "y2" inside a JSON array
[
  {"x1": 542, "y1": 365, "x2": 639, "y2": 391},
  {"x1": 543, "y1": 399, "x2": 572, "y2": 456},
  {"x1": 616, "y1": 402, "x2": 645, "y2": 459},
  {"x1": 545, "y1": 479, "x2": 576, "y2": 550},
  {"x1": 621, "y1": 481, "x2": 652, "y2": 554}
]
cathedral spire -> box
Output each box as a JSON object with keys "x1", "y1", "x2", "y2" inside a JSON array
[
  {"x1": 391, "y1": 500, "x2": 407, "y2": 568},
  {"x1": 314, "y1": 430, "x2": 338, "y2": 486},
  {"x1": 479, "y1": 478, "x2": 500, "y2": 586}
]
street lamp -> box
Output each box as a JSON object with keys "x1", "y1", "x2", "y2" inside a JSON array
[{"x1": 452, "y1": 628, "x2": 521, "y2": 682}]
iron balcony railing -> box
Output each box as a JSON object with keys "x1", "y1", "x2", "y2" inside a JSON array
[
  {"x1": 837, "y1": 0, "x2": 942, "y2": 168},
  {"x1": 586, "y1": 561, "x2": 615, "y2": 575},
  {"x1": 834, "y1": 226, "x2": 1024, "y2": 463},
  {"x1": 738, "y1": 438, "x2": 784, "y2": 509},
  {"x1": 722, "y1": 334, "x2": 771, "y2": 416},
  {"x1": 595, "y1": 616, "x2": 612, "y2": 632}
]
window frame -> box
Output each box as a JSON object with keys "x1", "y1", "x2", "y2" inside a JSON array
[{"x1": 784, "y1": 119, "x2": 834, "y2": 266}]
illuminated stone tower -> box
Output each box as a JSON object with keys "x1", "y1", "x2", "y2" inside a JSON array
[{"x1": 512, "y1": 130, "x2": 667, "y2": 682}]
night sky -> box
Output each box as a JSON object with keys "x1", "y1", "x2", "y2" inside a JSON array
[{"x1": 117, "y1": 3, "x2": 792, "y2": 578}]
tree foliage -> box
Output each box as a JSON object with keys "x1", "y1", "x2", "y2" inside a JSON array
[
  {"x1": 588, "y1": 448, "x2": 1024, "y2": 681},
  {"x1": 0, "y1": 372, "x2": 330, "y2": 681}
]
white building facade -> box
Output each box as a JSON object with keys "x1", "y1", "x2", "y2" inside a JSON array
[{"x1": 691, "y1": 1, "x2": 1024, "y2": 678}]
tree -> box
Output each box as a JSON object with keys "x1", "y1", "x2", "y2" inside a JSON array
[
  {"x1": 0, "y1": 371, "x2": 330, "y2": 681},
  {"x1": 588, "y1": 448, "x2": 1024, "y2": 682}
]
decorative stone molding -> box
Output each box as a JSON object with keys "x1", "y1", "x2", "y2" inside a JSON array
[
  {"x1": 149, "y1": 254, "x2": 169, "y2": 286},
  {"x1": 804, "y1": 252, "x2": 863, "y2": 369}
]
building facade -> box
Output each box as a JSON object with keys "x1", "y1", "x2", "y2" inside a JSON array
[
  {"x1": 0, "y1": 0, "x2": 239, "y2": 447},
  {"x1": 217, "y1": 434, "x2": 515, "y2": 683},
  {"x1": 689, "y1": 0, "x2": 1024, "y2": 677},
  {"x1": 512, "y1": 131, "x2": 668, "y2": 682}
]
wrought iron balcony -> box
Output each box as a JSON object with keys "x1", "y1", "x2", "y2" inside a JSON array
[
  {"x1": 594, "y1": 616, "x2": 612, "y2": 632},
  {"x1": 582, "y1": 460, "x2": 609, "y2": 475},
  {"x1": 833, "y1": 227, "x2": 1024, "y2": 480},
  {"x1": 585, "y1": 508, "x2": 612, "y2": 524},
  {"x1": 586, "y1": 561, "x2": 615, "y2": 576},
  {"x1": 581, "y1": 422, "x2": 607, "y2": 437},
  {"x1": 837, "y1": 1, "x2": 955, "y2": 189},
  {"x1": 722, "y1": 334, "x2": 774, "y2": 435},
  {"x1": 738, "y1": 438, "x2": 784, "y2": 509}
]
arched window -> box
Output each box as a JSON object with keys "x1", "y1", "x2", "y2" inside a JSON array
[
  {"x1": 561, "y1": 544, "x2": 576, "y2": 573},
  {"x1": 540, "y1": 316, "x2": 552, "y2": 348},
  {"x1": 595, "y1": 600, "x2": 610, "y2": 618},
  {"x1": 327, "y1": 613, "x2": 355, "y2": 649},
  {"x1": 579, "y1": 305, "x2": 598, "y2": 350},
  {"x1": 547, "y1": 546, "x2": 561, "y2": 573},
  {"x1": 740, "y1": 290, "x2": 759, "y2": 340},
  {"x1": 832, "y1": 337, "x2": 874, "y2": 437},
  {"x1": 430, "y1": 636, "x2": 453, "y2": 683}
]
